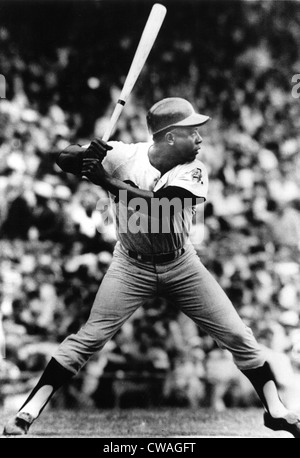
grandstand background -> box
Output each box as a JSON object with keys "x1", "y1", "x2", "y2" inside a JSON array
[{"x1": 0, "y1": 0, "x2": 300, "y2": 412}]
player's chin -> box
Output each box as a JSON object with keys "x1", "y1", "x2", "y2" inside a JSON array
[
  {"x1": 188, "y1": 151, "x2": 198, "y2": 161},
  {"x1": 180, "y1": 151, "x2": 198, "y2": 164}
]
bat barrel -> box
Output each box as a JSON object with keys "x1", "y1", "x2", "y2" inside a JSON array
[{"x1": 102, "y1": 3, "x2": 167, "y2": 142}]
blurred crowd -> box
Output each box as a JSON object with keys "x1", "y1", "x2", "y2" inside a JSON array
[{"x1": 1, "y1": 1, "x2": 300, "y2": 411}]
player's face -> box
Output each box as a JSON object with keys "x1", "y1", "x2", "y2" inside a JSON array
[{"x1": 171, "y1": 126, "x2": 203, "y2": 163}]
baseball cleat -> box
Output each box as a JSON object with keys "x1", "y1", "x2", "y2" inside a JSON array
[
  {"x1": 3, "y1": 412, "x2": 34, "y2": 436},
  {"x1": 264, "y1": 411, "x2": 300, "y2": 438}
]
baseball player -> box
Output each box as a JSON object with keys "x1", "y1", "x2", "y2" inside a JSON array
[{"x1": 3, "y1": 98, "x2": 300, "y2": 437}]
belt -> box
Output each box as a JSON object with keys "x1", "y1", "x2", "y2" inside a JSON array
[{"x1": 126, "y1": 248, "x2": 185, "y2": 264}]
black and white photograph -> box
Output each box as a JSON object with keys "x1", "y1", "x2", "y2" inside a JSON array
[{"x1": 0, "y1": 0, "x2": 300, "y2": 442}]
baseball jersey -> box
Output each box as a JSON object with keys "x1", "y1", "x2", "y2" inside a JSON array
[{"x1": 102, "y1": 141, "x2": 208, "y2": 255}]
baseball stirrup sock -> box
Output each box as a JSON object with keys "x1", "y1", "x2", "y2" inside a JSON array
[
  {"x1": 18, "y1": 358, "x2": 74, "y2": 419},
  {"x1": 241, "y1": 362, "x2": 281, "y2": 414}
]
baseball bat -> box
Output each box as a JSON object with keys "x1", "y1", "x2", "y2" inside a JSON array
[{"x1": 102, "y1": 3, "x2": 167, "y2": 142}]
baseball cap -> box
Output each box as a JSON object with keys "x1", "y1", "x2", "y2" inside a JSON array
[{"x1": 147, "y1": 97, "x2": 210, "y2": 136}]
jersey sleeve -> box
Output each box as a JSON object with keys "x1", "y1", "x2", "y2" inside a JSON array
[{"x1": 166, "y1": 160, "x2": 209, "y2": 200}]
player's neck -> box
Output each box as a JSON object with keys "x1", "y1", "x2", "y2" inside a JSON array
[{"x1": 148, "y1": 144, "x2": 177, "y2": 176}]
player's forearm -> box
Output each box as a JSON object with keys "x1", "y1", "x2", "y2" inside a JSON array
[
  {"x1": 100, "y1": 176, "x2": 202, "y2": 209},
  {"x1": 100, "y1": 175, "x2": 154, "y2": 203}
]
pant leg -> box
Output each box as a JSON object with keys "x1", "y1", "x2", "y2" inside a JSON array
[
  {"x1": 160, "y1": 246, "x2": 265, "y2": 370},
  {"x1": 54, "y1": 246, "x2": 157, "y2": 374}
]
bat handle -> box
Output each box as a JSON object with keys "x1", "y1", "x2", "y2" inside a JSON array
[
  {"x1": 82, "y1": 98, "x2": 125, "y2": 181},
  {"x1": 102, "y1": 99, "x2": 126, "y2": 143}
]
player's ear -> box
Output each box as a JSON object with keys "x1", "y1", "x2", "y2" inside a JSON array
[{"x1": 165, "y1": 132, "x2": 175, "y2": 145}]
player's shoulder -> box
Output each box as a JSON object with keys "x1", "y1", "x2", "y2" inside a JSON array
[
  {"x1": 103, "y1": 140, "x2": 151, "y2": 174},
  {"x1": 171, "y1": 159, "x2": 208, "y2": 177},
  {"x1": 168, "y1": 159, "x2": 208, "y2": 187},
  {"x1": 184, "y1": 158, "x2": 207, "y2": 170},
  {"x1": 108, "y1": 140, "x2": 151, "y2": 155},
  {"x1": 160, "y1": 158, "x2": 208, "y2": 199}
]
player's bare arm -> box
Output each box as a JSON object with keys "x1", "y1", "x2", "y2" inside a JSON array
[
  {"x1": 58, "y1": 145, "x2": 156, "y2": 203},
  {"x1": 58, "y1": 140, "x2": 203, "y2": 209},
  {"x1": 81, "y1": 156, "x2": 202, "y2": 206}
]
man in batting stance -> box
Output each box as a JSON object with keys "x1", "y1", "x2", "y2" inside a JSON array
[{"x1": 4, "y1": 98, "x2": 300, "y2": 437}]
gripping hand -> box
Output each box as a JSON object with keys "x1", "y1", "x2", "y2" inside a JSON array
[{"x1": 83, "y1": 138, "x2": 113, "y2": 163}]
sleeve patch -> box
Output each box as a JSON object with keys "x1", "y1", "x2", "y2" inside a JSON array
[{"x1": 191, "y1": 168, "x2": 204, "y2": 184}]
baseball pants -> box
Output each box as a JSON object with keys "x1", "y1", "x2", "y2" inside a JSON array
[{"x1": 54, "y1": 242, "x2": 265, "y2": 374}]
